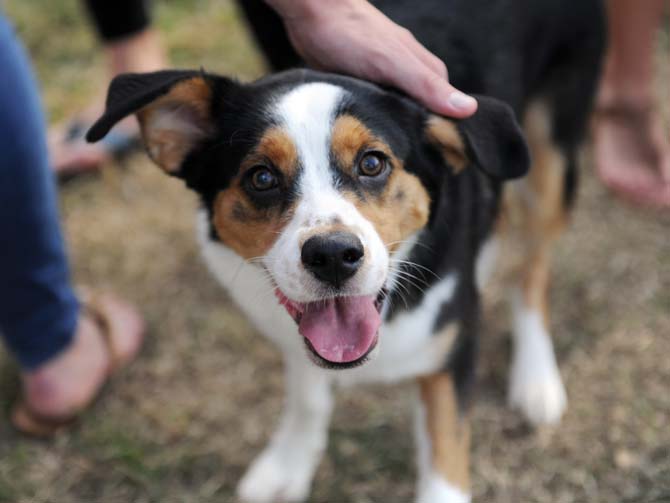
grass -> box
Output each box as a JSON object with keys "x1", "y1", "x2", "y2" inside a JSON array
[{"x1": 1, "y1": 1, "x2": 670, "y2": 501}]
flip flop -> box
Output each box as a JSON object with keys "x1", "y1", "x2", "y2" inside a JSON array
[
  {"x1": 54, "y1": 119, "x2": 142, "y2": 182},
  {"x1": 10, "y1": 290, "x2": 144, "y2": 437}
]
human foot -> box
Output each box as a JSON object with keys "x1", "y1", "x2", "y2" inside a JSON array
[
  {"x1": 11, "y1": 291, "x2": 144, "y2": 436},
  {"x1": 594, "y1": 100, "x2": 670, "y2": 208},
  {"x1": 49, "y1": 118, "x2": 140, "y2": 178}
]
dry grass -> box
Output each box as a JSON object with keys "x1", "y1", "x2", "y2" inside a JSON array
[{"x1": 1, "y1": 1, "x2": 669, "y2": 502}]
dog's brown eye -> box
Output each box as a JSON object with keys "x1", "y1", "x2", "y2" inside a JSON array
[
  {"x1": 250, "y1": 167, "x2": 278, "y2": 191},
  {"x1": 358, "y1": 152, "x2": 385, "y2": 177}
]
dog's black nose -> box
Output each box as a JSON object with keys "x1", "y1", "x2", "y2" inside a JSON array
[{"x1": 301, "y1": 232, "x2": 364, "y2": 288}]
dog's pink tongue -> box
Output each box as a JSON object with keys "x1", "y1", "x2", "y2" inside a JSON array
[{"x1": 299, "y1": 296, "x2": 381, "y2": 363}]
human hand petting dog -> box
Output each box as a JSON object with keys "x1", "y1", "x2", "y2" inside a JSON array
[{"x1": 266, "y1": 0, "x2": 478, "y2": 118}]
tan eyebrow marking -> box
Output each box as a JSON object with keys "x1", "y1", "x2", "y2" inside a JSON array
[
  {"x1": 425, "y1": 116, "x2": 468, "y2": 172},
  {"x1": 241, "y1": 126, "x2": 298, "y2": 177},
  {"x1": 330, "y1": 115, "x2": 394, "y2": 175},
  {"x1": 211, "y1": 126, "x2": 298, "y2": 259}
]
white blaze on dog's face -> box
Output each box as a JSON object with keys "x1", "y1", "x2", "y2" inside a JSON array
[
  {"x1": 251, "y1": 82, "x2": 429, "y2": 367},
  {"x1": 267, "y1": 84, "x2": 388, "y2": 301}
]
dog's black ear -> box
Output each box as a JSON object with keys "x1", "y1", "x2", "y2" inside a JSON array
[
  {"x1": 87, "y1": 69, "x2": 235, "y2": 175},
  {"x1": 424, "y1": 95, "x2": 530, "y2": 180}
]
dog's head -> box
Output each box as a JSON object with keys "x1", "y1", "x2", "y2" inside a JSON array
[{"x1": 88, "y1": 68, "x2": 529, "y2": 369}]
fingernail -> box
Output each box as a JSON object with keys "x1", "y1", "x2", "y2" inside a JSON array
[{"x1": 447, "y1": 91, "x2": 477, "y2": 111}]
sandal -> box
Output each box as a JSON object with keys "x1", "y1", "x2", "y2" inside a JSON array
[
  {"x1": 10, "y1": 289, "x2": 144, "y2": 437},
  {"x1": 50, "y1": 119, "x2": 142, "y2": 182}
]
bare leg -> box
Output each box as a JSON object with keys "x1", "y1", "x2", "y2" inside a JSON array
[
  {"x1": 595, "y1": 0, "x2": 670, "y2": 208},
  {"x1": 104, "y1": 29, "x2": 165, "y2": 76}
]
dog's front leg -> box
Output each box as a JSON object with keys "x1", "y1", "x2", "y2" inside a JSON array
[
  {"x1": 237, "y1": 357, "x2": 333, "y2": 503},
  {"x1": 414, "y1": 373, "x2": 471, "y2": 503}
]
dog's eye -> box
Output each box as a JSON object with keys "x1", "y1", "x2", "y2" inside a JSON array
[
  {"x1": 249, "y1": 166, "x2": 278, "y2": 191},
  {"x1": 358, "y1": 152, "x2": 386, "y2": 177}
]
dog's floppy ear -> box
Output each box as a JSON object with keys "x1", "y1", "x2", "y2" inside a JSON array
[
  {"x1": 425, "y1": 95, "x2": 530, "y2": 180},
  {"x1": 87, "y1": 69, "x2": 233, "y2": 175}
]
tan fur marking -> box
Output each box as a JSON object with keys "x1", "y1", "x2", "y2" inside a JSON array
[
  {"x1": 242, "y1": 127, "x2": 298, "y2": 177},
  {"x1": 500, "y1": 100, "x2": 570, "y2": 323},
  {"x1": 434, "y1": 323, "x2": 459, "y2": 356},
  {"x1": 331, "y1": 115, "x2": 374, "y2": 170},
  {"x1": 520, "y1": 102, "x2": 568, "y2": 322},
  {"x1": 419, "y1": 373, "x2": 471, "y2": 492},
  {"x1": 210, "y1": 128, "x2": 299, "y2": 258},
  {"x1": 141, "y1": 128, "x2": 198, "y2": 174},
  {"x1": 137, "y1": 77, "x2": 213, "y2": 173},
  {"x1": 425, "y1": 116, "x2": 468, "y2": 172},
  {"x1": 344, "y1": 165, "x2": 430, "y2": 252},
  {"x1": 160, "y1": 78, "x2": 212, "y2": 117},
  {"x1": 330, "y1": 115, "x2": 391, "y2": 169},
  {"x1": 212, "y1": 188, "x2": 292, "y2": 259},
  {"x1": 330, "y1": 115, "x2": 430, "y2": 251},
  {"x1": 331, "y1": 115, "x2": 397, "y2": 175},
  {"x1": 522, "y1": 251, "x2": 551, "y2": 322}
]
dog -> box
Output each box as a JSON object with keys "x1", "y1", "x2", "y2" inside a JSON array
[{"x1": 87, "y1": 0, "x2": 605, "y2": 500}]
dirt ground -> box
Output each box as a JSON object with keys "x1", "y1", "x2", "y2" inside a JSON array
[{"x1": 1, "y1": 1, "x2": 669, "y2": 502}]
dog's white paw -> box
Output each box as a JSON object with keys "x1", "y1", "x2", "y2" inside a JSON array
[
  {"x1": 237, "y1": 447, "x2": 316, "y2": 503},
  {"x1": 416, "y1": 474, "x2": 471, "y2": 503},
  {"x1": 509, "y1": 295, "x2": 568, "y2": 425},
  {"x1": 508, "y1": 339, "x2": 567, "y2": 425}
]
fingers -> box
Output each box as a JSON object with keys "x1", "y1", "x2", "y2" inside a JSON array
[
  {"x1": 431, "y1": 80, "x2": 479, "y2": 118},
  {"x1": 378, "y1": 46, "x2": 477, "y2": 118},
  {"x1": 362, "y1": 2, "x2": 474, "y2": 117},
  {"x1": 277, "y1": 0, "x2": 477, "y2": 118},
  {"x1": 407, "y1": 45, "x2": 476, "y2": 117}
]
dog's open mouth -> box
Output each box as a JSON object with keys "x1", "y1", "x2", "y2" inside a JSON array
[{"x1": 275, "y1": 289, "x2": 385, "y2": 368}]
